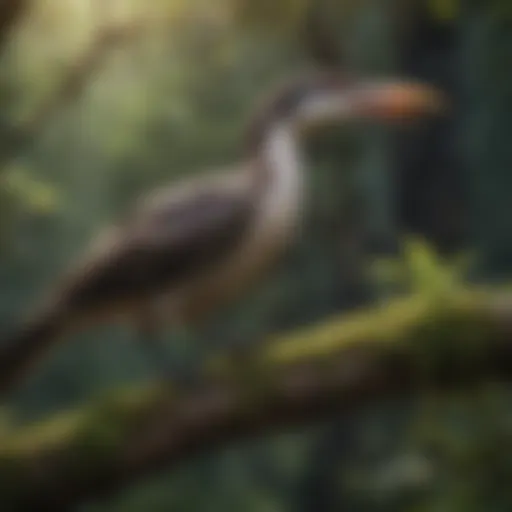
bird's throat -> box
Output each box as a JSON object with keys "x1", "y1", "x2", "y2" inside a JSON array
[{"x1": 257, "y1": 122, "x2": 305, "y2": 227}]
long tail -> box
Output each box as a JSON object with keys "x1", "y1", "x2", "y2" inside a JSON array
[{"x1": 0, "y1": 301, "x2": 69, "y2": 397}]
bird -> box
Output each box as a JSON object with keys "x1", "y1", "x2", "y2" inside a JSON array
[{"x1": 0, "y1": 71, "x2": 446, "y2": 394}]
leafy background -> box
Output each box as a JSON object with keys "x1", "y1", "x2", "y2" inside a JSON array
[{"x1": 0, "y1": 0, "x2": 511, "y2": 510}]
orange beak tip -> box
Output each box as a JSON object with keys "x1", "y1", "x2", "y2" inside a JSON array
[
  {"x1": 367, "y1": 83, "x2": 450, "y2": 120},
  {"x1": 397, "y1": 85, "x2": 450, "y2": 118}
]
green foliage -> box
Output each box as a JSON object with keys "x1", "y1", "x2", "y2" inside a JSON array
[
  {"x1": 370, "y1": 238, "x2": 473, "y2": 300},
  {"x1": 0, "y1": 0, "x2": 510, "y2": 511},
  {"x1": 404, "y1": 386, "x2": 512, "y2": 512},
  {"x1": 3, "y1": 164, "x2": 60, "y2": 215},
  {"x1": 0, "y1": 283, "x2": 506, "y2": 511}
]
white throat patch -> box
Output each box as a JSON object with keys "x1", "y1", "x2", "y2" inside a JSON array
[{"x1": 259, "y1": 123, "x2": 304, "y2": 230}]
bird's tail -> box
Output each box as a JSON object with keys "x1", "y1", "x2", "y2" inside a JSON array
[{"x1": 0, "y1": 300, "x2": 69, "y2": 397}]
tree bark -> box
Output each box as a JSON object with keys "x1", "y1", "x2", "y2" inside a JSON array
[{"x1": 1, "y1": 290, "x2": 512, "y2": 510}]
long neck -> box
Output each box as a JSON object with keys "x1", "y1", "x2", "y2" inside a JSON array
[
  {"x1": 260, "y1": 121, "x2": 302, "y2": 186},
  {"x1": 253, "y1": 121, "x2": 305, "y2": 227}
]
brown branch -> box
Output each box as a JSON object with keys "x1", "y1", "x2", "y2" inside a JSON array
[
  {"x1": 0, "y1": 21, "x2": 146, "y2": 170},
  {"x1": 1, "y1": 291, "x2": 512, "y2": 510},
  {"x1": 0, "y1": 0, "x2": 28, "y2": 55}
]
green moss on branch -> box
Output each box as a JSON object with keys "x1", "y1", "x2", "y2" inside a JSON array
[{"x1": 0, "y1": 289, "x2": 511, "y2": 510}]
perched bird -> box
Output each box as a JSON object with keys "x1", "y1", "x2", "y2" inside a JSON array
[{"x1": 0, "y1": 72, "x2": 445, "y2": 394}]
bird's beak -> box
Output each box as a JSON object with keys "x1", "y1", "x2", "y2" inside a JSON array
[{"x1": 353, "y1": 82, "x2": 449, "y2": 121}]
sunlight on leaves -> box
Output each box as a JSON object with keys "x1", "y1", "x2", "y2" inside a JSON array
[{"x1": 3, "y1": 165, "x2": 60, "y2": 214}]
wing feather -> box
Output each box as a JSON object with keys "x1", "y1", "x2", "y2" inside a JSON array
[{"x1": 58, "y1": 171, "x2": 255, "y2": 311}]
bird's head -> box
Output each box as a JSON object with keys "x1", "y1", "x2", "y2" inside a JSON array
[
  {"x1": 246, "y1": 72, "x2": 447, "y2": 154},
  {"x1": 267, "y1": 72, "x2": 448, "y2": 131}
]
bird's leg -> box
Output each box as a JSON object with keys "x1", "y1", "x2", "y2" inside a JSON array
[
  {"x1": 138, "y1": 324, "x2": 204, "y2": 390},
  {"x1": 216, "y1": 331, "x2": 276, "y2": 407},
  {"x1": 171, "y1": 329, "x2": 209, "y2": 392},
  {"x1": 136, "y1": 309, "x2": 175, "y2": 382},
  {"x1": 198, "y1": 321, "x2": 268, "y2": 387},
  {"x1": 137, "y1": 303, "x2": 208, "y2": 391}
]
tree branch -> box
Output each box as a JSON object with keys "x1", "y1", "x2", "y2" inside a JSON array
[
  {"x1": 0, "y1": 0, "x2": 28, "y2": 55},
  {"x1": 1, "y1": 290, "x2": 512, "y2": 510},
  {"x1": 0, "y1": 21, "x2": 146, "y2": 170}
]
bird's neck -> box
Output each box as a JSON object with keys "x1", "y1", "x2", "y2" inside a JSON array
[
  {"x1": 252, "y1": 122, "x2": 305, "y2": 225},
  {"x1": 259, "y1": 121, "x2": 302, "y2": 184}
]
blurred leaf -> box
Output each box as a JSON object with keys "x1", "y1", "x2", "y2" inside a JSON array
[
  {"x1": 3, "y1": 164, "x2": 60, "y2": 214},
  {"x1": 369, "y1": 238, "x2": 473, "y2": 301}
]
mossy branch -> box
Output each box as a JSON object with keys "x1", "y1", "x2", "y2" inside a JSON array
[{"x1": 1, "y1": 290, "x2": 512, "y2": 510}]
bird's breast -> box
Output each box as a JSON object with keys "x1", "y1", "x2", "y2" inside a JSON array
[
  {"x1": 171, "y1": 124, "x2": 305, "y2": 325},
  {"x1": 174, "y1": 176, "x2": 303, "y2": 325}
]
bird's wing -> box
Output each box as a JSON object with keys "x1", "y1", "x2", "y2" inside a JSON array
[{"x1": 57, "y1": 170, "x2": 256, "y2": 312}]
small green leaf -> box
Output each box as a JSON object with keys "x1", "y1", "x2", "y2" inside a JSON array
[
  {"x1": 3, "y1": 165, "x2": 60, "y2": 214},
  {"x1": 370, "y1": 237, "x2": 472, "y2": 301}
]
